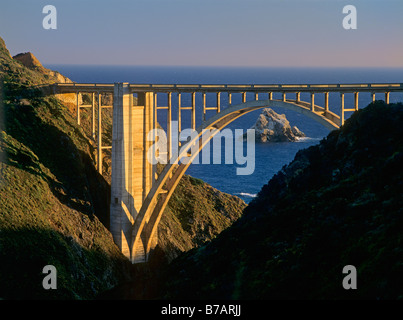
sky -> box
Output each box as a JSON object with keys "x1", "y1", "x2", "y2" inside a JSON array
[{"x1": 0, "y1": 0, "x2": 402, "y2": 67}]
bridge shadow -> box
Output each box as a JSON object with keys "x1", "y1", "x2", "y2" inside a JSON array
[{"x1": 1, "y1": 88, "x2": 111, "y2": 227}]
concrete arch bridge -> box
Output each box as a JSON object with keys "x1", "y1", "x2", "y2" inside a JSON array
[{"x1": 53, "y1": 82, "x2": 402, "y2": 263}]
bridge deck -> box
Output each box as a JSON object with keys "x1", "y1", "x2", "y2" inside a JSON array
[{"x1": 53, "y1": 82, "x2": 403, "y2": 93}]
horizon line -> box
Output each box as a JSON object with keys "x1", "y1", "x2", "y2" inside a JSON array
[{"x1": 43, "y1": 63, "x2": 403, "y2": 69}]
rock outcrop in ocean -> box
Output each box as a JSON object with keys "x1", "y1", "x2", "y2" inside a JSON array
[{"x1": 250, "y1": 108, "x2": 305, "y2": 142}]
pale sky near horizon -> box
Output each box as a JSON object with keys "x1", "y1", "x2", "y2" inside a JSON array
[{"x1": 0, "y1": 0, "x2": 402, "y2": 67}]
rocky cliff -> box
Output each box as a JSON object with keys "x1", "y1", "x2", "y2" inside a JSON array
[
  {"x1": 250, "y1": 108, "x2": 305, "y2": 142},
  {"x1": 13, "y1": 52, "x2": 72, "y2": 84}
]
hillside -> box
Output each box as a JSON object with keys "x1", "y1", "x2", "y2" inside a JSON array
[
  {"x1": 0, "y1": 36, "x2": 245, "y2": 299},
  {"x1": 0, "y1": 50, "x2": 130, "y2": 299},
  {"x1": 159, "y1": 101, "x2": 403, "y2": 300}
]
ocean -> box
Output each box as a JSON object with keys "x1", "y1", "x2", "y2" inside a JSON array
[{"x1": 46, "y1": 65, "x2": 403, "y2": 202}]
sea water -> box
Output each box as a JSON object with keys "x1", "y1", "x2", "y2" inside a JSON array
[{"x1": 46, "y1": 65, "x2": 403, "y2": 202}]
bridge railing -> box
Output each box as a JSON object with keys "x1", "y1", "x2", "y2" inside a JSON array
[{"x1": 53, "y1": 82, "x2": 403, "y2": 93}]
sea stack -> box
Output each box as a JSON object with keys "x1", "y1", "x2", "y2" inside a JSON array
[{"x1": 249, "y1": 108, "x2": 305, "y2": 142}]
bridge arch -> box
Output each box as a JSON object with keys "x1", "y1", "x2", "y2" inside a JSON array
[{"x1": 131, "y1": 98, "x2": 340, "y2": 262}]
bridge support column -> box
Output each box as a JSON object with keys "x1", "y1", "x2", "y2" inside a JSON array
[
  {"x1": 296, "y1": 92, "x2": 300, "y2": 103},
  {"x1": 178, "y1": 93, "x2": 182, "y2": 134},
  {"x1": 137, "y1": 90, "x2": 157, "y2": 261},
  {"x1": 92, "y1": 92, "x2": 96, "y2": 141},
  {"x1": 97, "y1": 92, "x2": 102, "y2": 174},
  {"x1": 217, "y1": 92, "x2": 221, "y2": 112},
  {"x1": 340, "y1": 93, "x2": 345, "y2": 126},
  {"x1": 110, "y1": 83, "x2": 155, "y2": 263},
  {"x1": 202, "y1": 92, "x2": 206, "y2": 121},
  {"x1": 385, "y1": 92, "x2": 390, "y2": 104},
  {"x1": 167, "y1": 92, "x2": 172, "y2": 160},
  {"x1": 324, "y1": 92, "x2": 329, "y2": 114},
  {"x1": 354, "y1": 92, "x2": 359, "y2": 111},
  {"x1": 192, "y1": 92, "x2": 196, "y2": 130},
  {"x1": 311, "y1": 93, "x2": 315, "y2": 111},
  {"x1": 372, "y1": 92, "x2": 376, "y2": 103},
  {"x1": 76, "y1": 92, "x2": 81, "y2": 125},
  {"x1": 110, "y1": 83, "x2": 133, "y2": 260}
]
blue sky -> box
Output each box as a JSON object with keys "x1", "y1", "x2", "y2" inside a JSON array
[{"x1": 0, "y1": 0, "x2": 402, "y2": 67}]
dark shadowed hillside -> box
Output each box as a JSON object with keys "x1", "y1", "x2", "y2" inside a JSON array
[{"x1": 159, "y1": 101, "x2": 403, "y2": 300}]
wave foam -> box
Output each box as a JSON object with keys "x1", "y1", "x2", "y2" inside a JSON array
[
  {"x1": 296, "y1": 137, "x2": 322, "y2": 142},
  {"x1": 236, "y1": 192, "x2": 257, "y2": 198}
]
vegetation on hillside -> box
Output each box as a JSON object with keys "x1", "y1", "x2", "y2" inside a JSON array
[
  {"x1": 159, "y1": 101, "x2": 403, "y2": 300},
  {"x1": 0, "y1": 40, "x2": 132, "y2": 298}
]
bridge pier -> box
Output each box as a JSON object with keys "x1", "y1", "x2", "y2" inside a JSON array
[{"x1": 110, "y1": 83, "x2": 155, "y2": 263}]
